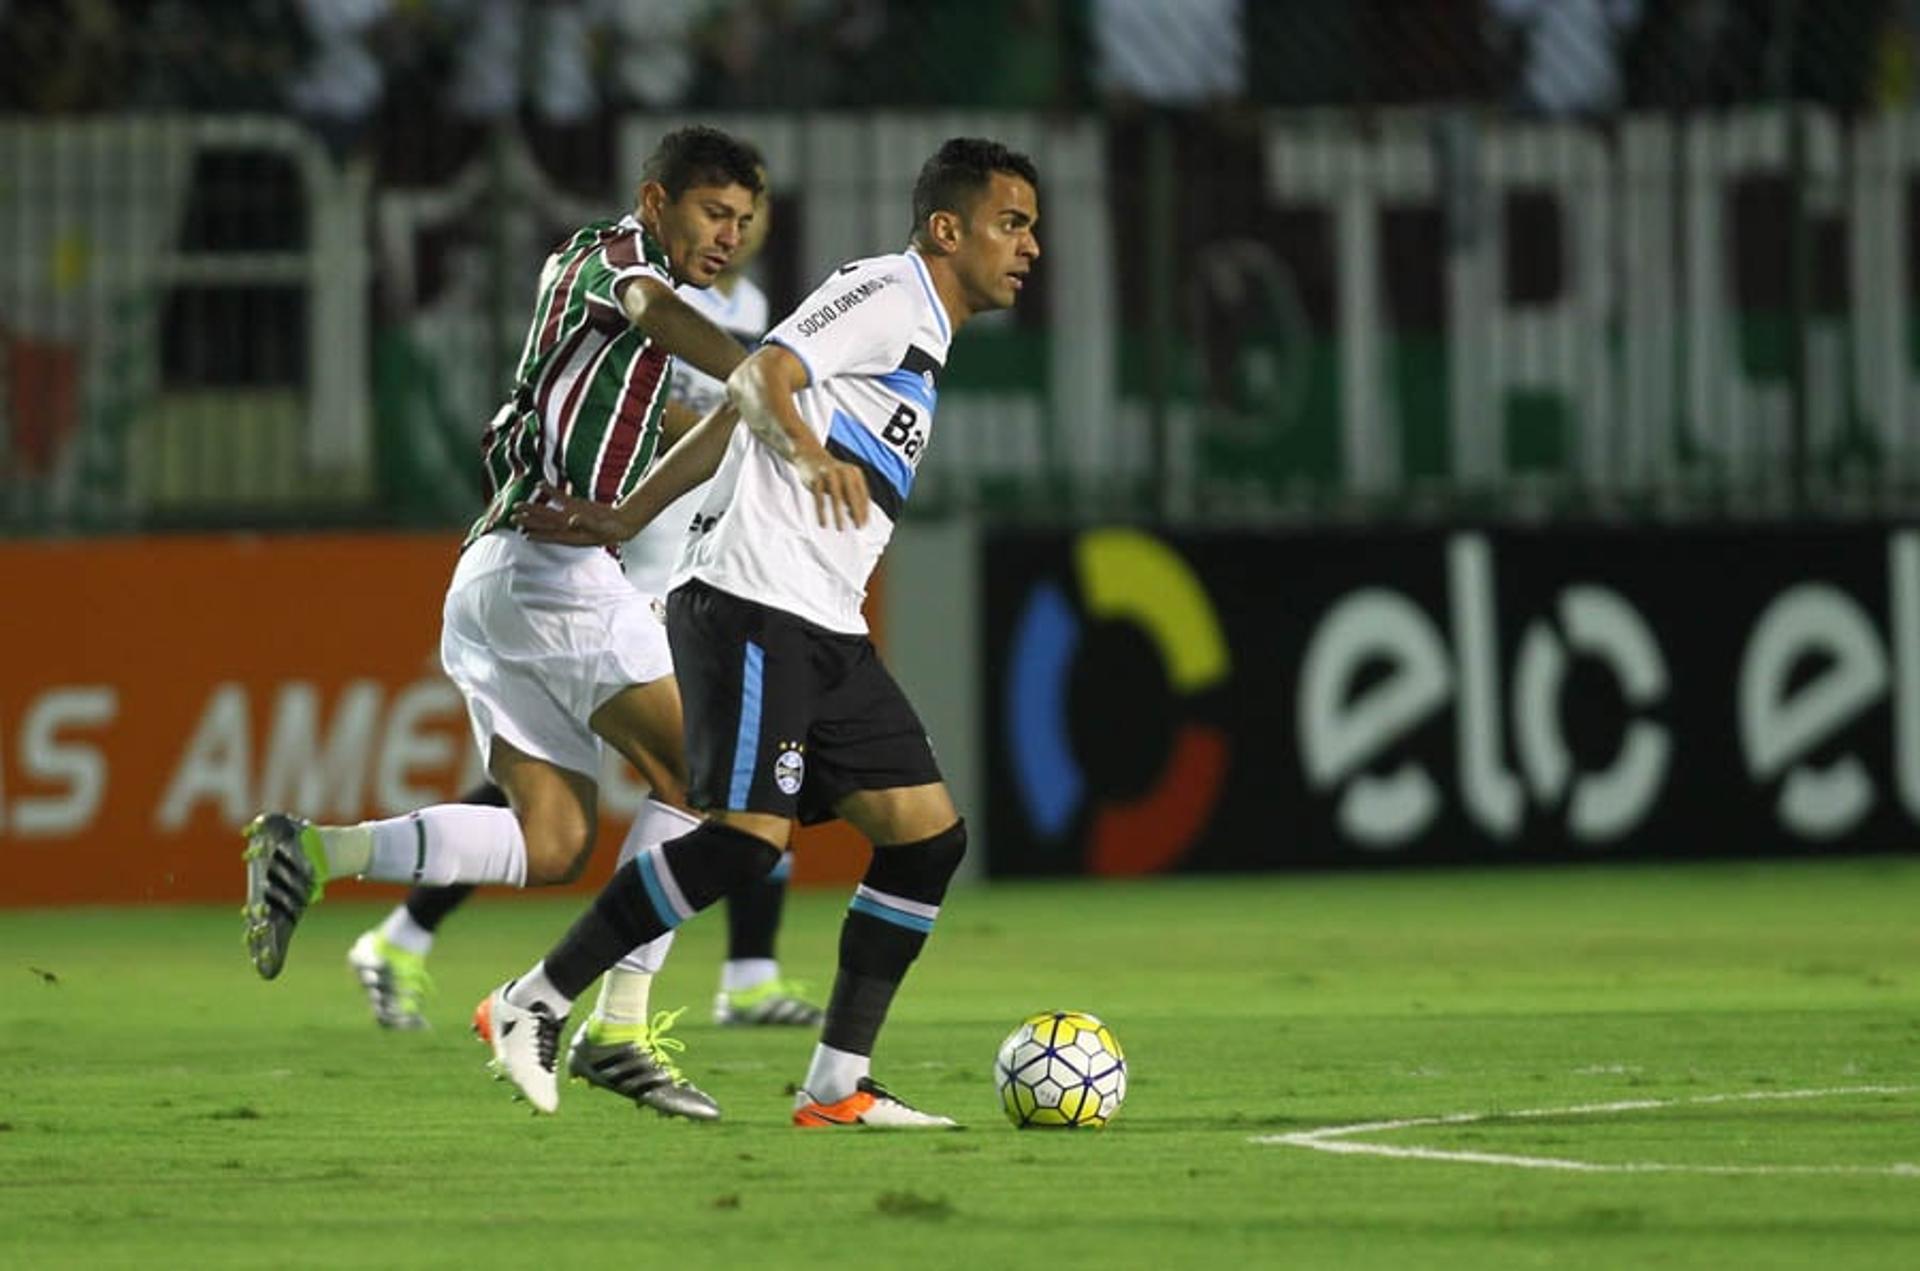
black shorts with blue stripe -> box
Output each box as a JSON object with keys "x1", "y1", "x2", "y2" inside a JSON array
[{"x1": 665, "y1": 578, "x2": 942, "y2": 823}]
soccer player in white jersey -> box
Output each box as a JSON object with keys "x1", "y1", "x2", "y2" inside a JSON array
[
  {"x1": 344, "y1": 172, "x2": 823, "y2": 1040},
  {"x1": 241, "y1": 126, "x2": 767, "y2": 1118},
  {"x1": 490, "y1": 138, "x2": 1041, "y2": 1124}
]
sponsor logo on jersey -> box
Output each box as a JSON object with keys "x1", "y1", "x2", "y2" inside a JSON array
[{"x1": 792, "y1": 274, "x2": 898, "y2": 338}]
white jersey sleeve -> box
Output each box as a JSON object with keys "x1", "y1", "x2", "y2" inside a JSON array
[{"x1": 763, "y1": 259, "x2": 922, "y2": 390}]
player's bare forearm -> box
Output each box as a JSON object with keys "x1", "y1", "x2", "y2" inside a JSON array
[
  {"x1": 619, "y1": 277, "x2": 746, "y2": 383},
  {"x1": 729, "y1": 347, "x2": 869, "y2": 530},
  {"x1": 659, "y1": 400, "x2": 701, "y2": 452},
  {"x1": 511, "y1": 404, "x2": 737, "y2": 547},
  {"x1": 728, "y1": 345, "x2": 816, "y2": 465},
  {"x1": 633, "y1": 403, "x2": 738, "y2": 513}
]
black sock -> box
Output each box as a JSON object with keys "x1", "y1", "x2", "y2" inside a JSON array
[
  {"x1": 726, "y1": 852, "x2": 790, "y2": 962},
  {"x1": 403, "y1": 883, "x2": 474, "y2": 932},
  {"x1": 821, "y1": 820, "x2": 966, "y2": 1057},
  {"x1": 459, "y1": 782, "x2": 510, "y2": 807},
  {"x1": 543, "y1": 821, "x2": 780, "y2": 1000},
  {"x1": 397, "y1": 783, "x2": 507, "y2": 932}
]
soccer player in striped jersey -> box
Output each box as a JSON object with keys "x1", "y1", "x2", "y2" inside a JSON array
[
  {"x1": 242, "y1": 126, "x2": 767, "y2": 1118},
  {"x1": 489, "y1": 138, "x2": 1041, "y2": 1125},
  {"x1": 347, "y1": 170, "x2": 823, "y2": 1040}
]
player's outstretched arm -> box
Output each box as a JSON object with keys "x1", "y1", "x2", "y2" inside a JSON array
[
  {"x1": 513, "y1": 404, "x2": 740, "y2": 547},
  {"x1": 729, "y1": 345, "x2": 869, "y2": 531},
  {"x1": 658, "y1": 400, "x2": 702, "y2": 451},
  {"x1": 619, "y1": 276, "x2": 747, "y2": 384}
]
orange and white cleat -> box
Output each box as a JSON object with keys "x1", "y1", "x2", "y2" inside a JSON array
[
  {"x1": 472, "y1": 983, "x2": 564, "y2": 1114},
  {"x1": 791, "y1": 1077, "x2": 959, "y2": 1129}
]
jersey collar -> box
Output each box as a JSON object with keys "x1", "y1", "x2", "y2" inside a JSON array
[{"x1": 905, "y1": 248, "x2": 952, "y2": 344}]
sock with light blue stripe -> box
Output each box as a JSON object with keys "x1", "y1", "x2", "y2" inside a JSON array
[
  {"x1": 541, "y1": 821, "x2": 780, "y2": 1001},
  {"x1": 820, "y1": 820, "x2": 967, "y2": 1057}
]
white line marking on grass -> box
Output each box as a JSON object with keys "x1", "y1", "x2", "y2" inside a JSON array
[{"x1": 1253, "y1": 1085, "x2": 1920, "y2": 1176}]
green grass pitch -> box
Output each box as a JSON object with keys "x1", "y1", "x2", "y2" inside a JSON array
[{"x1": 3, "y1": 857, "x2": 1918, "y2": 1269}]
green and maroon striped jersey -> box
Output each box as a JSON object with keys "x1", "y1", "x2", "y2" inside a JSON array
[{"x1": 464, "y1": 215, "x2": 677, "y2": 546}]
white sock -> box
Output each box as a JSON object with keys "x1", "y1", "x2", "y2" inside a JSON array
[
  {"x1": 314, "y1": 825, "x2": 372, "y2": 877},
  {"x1": 590, "y1": 968, "x2": 654, "y2": 1030},
  {"x1": 355, "y1": 806, "x2": 528, "y2": 887},
  {"x1": 803, "y1": 1044, "x2": 870, "y2": 1103},
  {"x1": 609, "y1": 798, "x2": 697, "y2": 974},
  {"x1": 503, "y1": 961, "x2": 571, "y2": 1014},
  {"x1": 621, "y1": 797, "x2": 701, "y2": 861},
  {"x1": 618, "y1": 931, "x2": 676, "y2": 975},
  {"x1": 722, "y1": 958, "x2": 779, "y2": 993},
  {"x1": 375, "y1": 906, "x2": 434, "y2": 956}
]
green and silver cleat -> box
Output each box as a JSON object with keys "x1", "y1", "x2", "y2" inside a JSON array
[
  {"x1": 348, "y1": 932, "x2": 433, "y2": 1030},
  {"x1": 567, "y1": 1008, "x2": 721, "y2": 1120},
  {"x1": 713, "y1": 979, "x2": 824, "y2": 1027},
  {"x1": 241, "y1": 812, "x2": 326, "y2": 980}
]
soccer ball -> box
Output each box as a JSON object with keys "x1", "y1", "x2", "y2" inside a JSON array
[{"x1": 994, "y1": 1010, "x2": 1127, "y2": 1129}]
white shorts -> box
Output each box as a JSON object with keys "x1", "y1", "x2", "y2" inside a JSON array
[{"x1": 441, "y1": 531, "x2": 675, "y2": 780}]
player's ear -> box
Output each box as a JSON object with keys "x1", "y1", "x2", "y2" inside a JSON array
[
  {"x1": 926, "y1": 209, "x2": 961, "y2": 254},
  {"x1": 637, "y1": 180, "x2": 668, "y2": 221}
]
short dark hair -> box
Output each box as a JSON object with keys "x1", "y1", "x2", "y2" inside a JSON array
[
  {"x1": 641, "y1": 126, "x2": 764, "y2": 202},
  {"x1": 909, "y1": 138, "x2": 1040, "y2": 245}
]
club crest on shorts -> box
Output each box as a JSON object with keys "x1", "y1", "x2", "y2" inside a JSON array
[{"x1": 773, "y1": 741, "x2": 805, "y2": 795}]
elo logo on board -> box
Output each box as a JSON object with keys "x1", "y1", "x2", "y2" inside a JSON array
[
  {"x1": 1301, "y1": 530, "x2": 1920, "y2": 849},
  {"x1": 1298, "y1": 535, "x2": 1671, "y2": 848}
]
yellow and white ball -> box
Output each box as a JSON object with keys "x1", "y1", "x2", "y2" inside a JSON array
[{"x1": 994, "y1": 1010, "x2": 1127, "y2": 1128}]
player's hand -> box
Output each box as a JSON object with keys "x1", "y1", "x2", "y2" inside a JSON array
[
  {"x1": 795, "y1": 452, "x2": 870, "y2": 531},
  {"x1": 511, "y1": 484, "x2": 631, "y2": 546}
]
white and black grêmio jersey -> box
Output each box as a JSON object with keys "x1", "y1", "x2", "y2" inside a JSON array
[
  {"x1": 673, "y1": 248, "x2": 950, "y2": 634},
  {"x1": 620, "y1": 275, "x2": 769, "y2": 596}
]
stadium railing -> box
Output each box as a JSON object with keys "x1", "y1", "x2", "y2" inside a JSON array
[{"x1": 4, "y1": 103, "x2": 1920, "y2": 534}]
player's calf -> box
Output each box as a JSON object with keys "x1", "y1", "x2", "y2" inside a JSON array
[
  {"x1": 519, "y1": 822, "x2": 597, "y2": 886},
  {"x1": 800, "y1": 820, "x2": 967, "y2": 1106},
  {"x1": 545, "y1": 821, "x2": 781, "y2": 987}
]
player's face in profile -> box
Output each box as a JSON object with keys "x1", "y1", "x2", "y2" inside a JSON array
[
  {"x1": 953, "y1": 172, "x2": 1040, "y2": 314},
  {"x1": 651, "y1": 181, "x2": 758, "y2": 287},
  {"x1": 731, "y1": 172, "x2": 772, "y2": 274}
]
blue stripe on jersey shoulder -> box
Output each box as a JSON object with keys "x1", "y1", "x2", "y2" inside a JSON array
[
  {"x1": 904, "y1": 251, "x2": 950, "y2": 342},
  {"x1": 828, "y1": 410, "x2": 913, "y2": 500},
  {"x1": 872, "y1": 367, "x2": 938, "y2": 414}
]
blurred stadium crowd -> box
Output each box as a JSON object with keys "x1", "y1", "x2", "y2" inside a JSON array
[{"x1": 4, "y1": 2, "x2": 1914, "y2": 137}]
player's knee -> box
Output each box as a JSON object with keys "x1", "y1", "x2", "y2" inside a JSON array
[
  {"x1": 868, "y1": 819, "x2": 967, "y2": 897},
  {"x1": 522, "y1": 820, "x2": 595, "y2": 886},
  {"x1": 546, "y1": 845, "x2": 594, "y2": 886},
  {"x1": 700, "y1": 821, "x2": 783, "y2": 888},
  {"x1": 654, "y1": 820, "x2": 782, "y2": 911}
]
